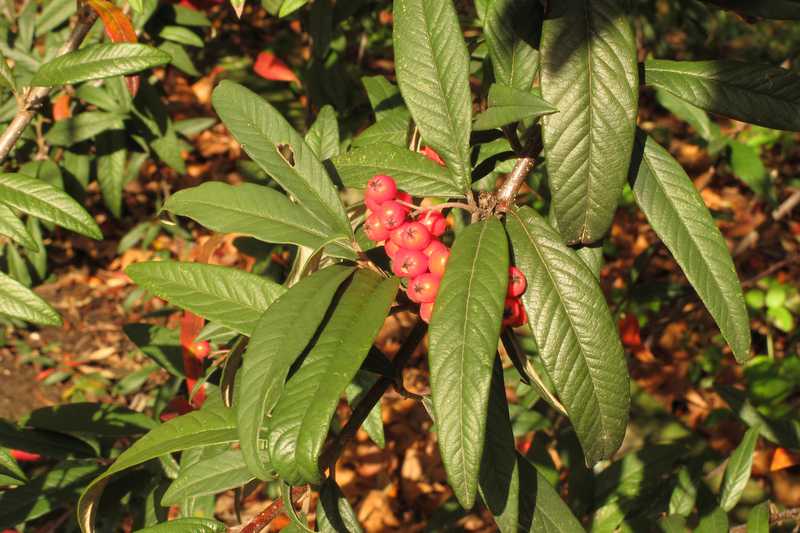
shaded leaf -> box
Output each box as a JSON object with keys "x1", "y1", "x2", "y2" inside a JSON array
[
  {"x1": 317, "y1": 479, "x2": 364, "y2": 533},
  {"x1": 134, "y1": 518, "x2": 227, "y2": 533},
  {"x1": 483, "y1": 0, "x2": 541, "y2": 91},
  {"x1": 24, "y1": 403, "x2": 157, "y2": 437},
  {"x1": 473, "y1": 84, "x2": 556, "y2": 130},
  {"x1": 720, "y1": 425, "x2": 760, "y2": 511}
]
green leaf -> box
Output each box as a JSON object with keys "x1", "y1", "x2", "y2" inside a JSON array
[
  {"x1": 0, "y1": 52, "x2": 16, "y2": 92},
  {"x1": 393, "y1": 0, "x2": 472, "y2": 192},
  {"x1": 505, "y1": 207, "x2": 629, "y2": 464},
  {"x1": 212, "y1": 81, "x2": 352, "y2": 239},
  {"x1": 333, "y1": 143, "x2": 463, "y2": 198},
  {"x1": 164, "y1": 182, "x2": 343, "y2": 252},
  {"x1": 428, "y1": 218, "x2": 509, "y2": 508},
  {"x1": 267, "y1": 270, "x2": 399, "y2": 485},
  {"x1": 279, "y1": 0, "x2": 309, "y2": 17},
  {"x1": 717, "y1": 385, "x2": 800, "y2": 448},
  {"x1": 305, "y1": 105, "x2": 340, "y2": 161},
  {"x1": 0, "y1": 270, "x2": 61, "y2": 325},
  {"x1": 23, "y1": 403, "x2": 157, "y2": 437},
  {"x1": 659, "y1": 515, "x2": 687, "y2": 533},
  {"x1": 161, "y1": 449, "x2": 254, "y2": 505},
  {"x1": 134, "y1": 518, "x2": 227, "y2": 533},
  {"x1": 0, "y1": 448, "x2": 26, "y2": 484},
  {"x1": 78, "y1": 404, "x2": 238, "y2": 533},
  {"x1": 483, "y1": 0, "x2": 541, "y2": 91},
  {"x1": 695, "y1": 506, "x2": 729, "y2": 533},
  {"x1": 644, "y1": 60, "x2": 800, "y2": 132},
  {"x1": 96, "y1": 123, "x2": 128, "y2": 218},
  {"x1": 0, "y1": 419, "x2": 95, "y2": 458},
  {"x1": 345, "y1": 371, "x2": 385, "y2": 448},
  {"x1": 159, "y1": 26, "x2": 204, "y2": 47},
  {"x1": 123, "y1": 324, "x2": 185, "y2": 378},
  {"x1": 317, "y1": 479, "x2": 364, "y2": 533},
  {"x1": 655, "y1": 89, "x2": 721, "y2": 143},
  {"x1": 729, "y1": 140, "x2": 768, "y2": 196},
  {"x1": 31, "y1": 43, "x2": 170, "y2": 86},
  {"x1": 352, "y1": 112, "x2": 410, "y2": 149},
  {"x1": 575, "y1": 245, "x2": 603, "y2": 281},
  {"x1": 126, "y1": 261, "x2": 285, "y2": 336},
  {"x1": 668, "y1": 467, "x2": 697, "y2": 517},
  {"x1": 719, "y1": 425, "x2": 760, "y2": 511},
  {"x1": 0, "y1": 204, "x2": 37, "y2": 251},
  {"x1": 45, "y1": 111, "x2": 128, "y2": 147},
  {"x1": 540, "y1": 0, "x2": 639, "y2": 244},
  {"x1": 702, "y1": 0, "x2": 800, "y2": 20},
  {"x1": 473, "y1": 84, "x2": 557, "y2": 130},
  {"x1": 479, "y1": 362, "x2": 584, "y2": 532},
  {"x1": 361, "y1": 76, "x2": 405, "y2": 120},
  {"x1": 0, "y1": 461, "x2": 103, "y2": 528},
  {"x1": 746, "y1": 501, "x2": 769, "y2": 533},
  {"x1": 238, "y1": 265, "x2": 354, "y2": 480},
  {"x1": 629, "y1": 133, "x2": 751, "y2": 363}
]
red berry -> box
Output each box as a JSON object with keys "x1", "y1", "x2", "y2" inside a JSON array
[
  {"x1": 423, "y1": 239, "x2": 448, "y2": 257},
  {"x1": 191, "y1": 341, "x2": 211, "y2": 358},
  {"x1": 428, "y1": 244, "x2": 450, "y2": 277},
  {"x1": 366, "y1": 174, "x2": 397, "y2": 204},
  {"x1": 511, "y1": 303, "x2": 528, "y2": 327},
  {"x1": 507, "y1": 266, "x2": 527, "y2": 298},
  {"x1": 420, "y1": 302, "x2": 434, "y2": 323},
  {"x1": 365, "y1": 197, "x2": 383, "y2": 213},
  {"x1": 502, "y1": 298, "x2": 521, "y2": 327},
  {"x1": 418, "y1": 210, "x2": 447, "y2": 237},
  {"x1": 385, "y1": 240, "x2": 401, "y2": 259},
  {"x1": 377, "y1": 201, "x2": 409, "y2": 230},
  {"x1": 364, "y1": 213, "x2": 390, "y2": 242},
  {"x1": 390, "y1": 221, "x2": 432, "y2": 251},
  {"x1": 397, "y1": 191, "x2": 413, "y2": 204},
  {"x1": 392, "y1": 248, "x2": 428, "y2": 278},
  {"x1": 407, "y1": 273, "x2": 440, "y2": 303}
]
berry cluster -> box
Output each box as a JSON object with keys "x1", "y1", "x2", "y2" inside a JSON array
[
  {"x1": 363, "y1": 174, "x2": 529, "y2": 329},
  {"x1": 503, "y1": 266, "x2": 528, "y2": 327},
  {"x1": 363, "y1": 175, "x2": 448, "y2": 323}
]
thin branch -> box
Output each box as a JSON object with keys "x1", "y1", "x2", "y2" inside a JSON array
[
  {"x1": 495, "y1": 156, "x2": 535, "y2": 210},
  {"x1": 240, "y1": 486, "x2": 306, "y2": 533},
  {"x1": 0, "y1": 6, "x2": 98, "y2": 164},
  {"x1": 730, "y1": 506, "x2": 800, "y2": 533},
  {"x1": 318, "y1": 320, "x2": 427, "y2": 471}
]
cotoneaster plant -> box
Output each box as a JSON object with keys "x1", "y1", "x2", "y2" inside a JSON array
[{"x1": 47, "y1": 0, "x2": 800, "y2": 531}]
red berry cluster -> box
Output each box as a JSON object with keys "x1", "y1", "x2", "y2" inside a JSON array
[
  {"x1": 503, "y1": 266, "x2": 528, "y2": 327},
  {"x1": 363, "y1": 175, "x2": 449, "y2": 323},
  {"x1": 363, "y1": 175, "x2": 529, "y2": 329}
]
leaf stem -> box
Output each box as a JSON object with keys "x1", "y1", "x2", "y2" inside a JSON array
[{"x1": 0, "y1": 5, "x2": 98, "y2": 164}]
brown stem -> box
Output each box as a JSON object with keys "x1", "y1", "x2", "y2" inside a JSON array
[
  {"x1": 318, "y1": 320, "x2": 427, "y2": 470},
  {"x1": 495, "y1": 156, "x2": 535, "y2": 210},
  {"x1": 240, "y1": 486, "x2": 306, "y2": 533},
  {"x1": 0, "y1": 6, "x2": 98, "y2": 164}
]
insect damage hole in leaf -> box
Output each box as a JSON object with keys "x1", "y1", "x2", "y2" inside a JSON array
[{"x1": 277, "y1": 143, "x2": 296, "y2": 167}]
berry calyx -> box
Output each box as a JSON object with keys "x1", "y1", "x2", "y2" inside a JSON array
[
  {"x1": 407, "y1": 273, "x2": 440, "y2": 303},
  {"x1": 366, "y1": 174, "x2": 398, "y2": 204},
  {"x1": 377, "y1": 201, "x2": 409, "y2": 230},
  {"x1": 390, "y1": 221, "x2": 432, "y2": 251},
  {"x1": 418, "y1": 210, "x2": 447, "y2": 237},
  {"x1": 392, "y1": 248, "x2": 428, "y2": 278},
  {"x1": 507, "y1": 266, "x2": 527, "y2": 298},
  {"x1": 428, "y1": 243, "x2": 450, "y2": 277},
  {"x1": 364, "y1": 213, "x2": 390, "y2": 242},
  {"x1": 420, "y1": 302, "x2": 434, "y2": 323}
]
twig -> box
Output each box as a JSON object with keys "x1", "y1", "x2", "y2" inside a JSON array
[
  {"x1": 730, "y1": 506, "x2": 800, "y2": 533},
  {"x1": 773, "y1": 189, "x2": 800, "y2": 221},
  {"x1": 240, "y1": 486, "x2": 306, "y2": 533},
  {"x1": 742, "y1": 253, "x2": 799, "y2": 288},
  {"x1": 495, "y1": 156, "x2": 535, "y2": 210},
  {"x1": 0, "y1": 5, "x2": 98, "y2": 164},
  {"x1": 318, "y1": 320, "x2": 427, "y2": 471}
]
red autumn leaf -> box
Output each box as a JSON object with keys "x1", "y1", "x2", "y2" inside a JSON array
[
  {"x1": 85, "y1": 0, "x2": 141, "y2": 96},
  {"x1": 421, "y1": 146, "x2": 445, "y2": 166},
  {"x1": 619, "y1": 313, "x2": 642, "y2": 348},
  {"x1": 52, "y1": 93, "x2": 71, "y2": 121},
  {"x1": 254, "y1": 51, "x2": 299, "y2": 84}
]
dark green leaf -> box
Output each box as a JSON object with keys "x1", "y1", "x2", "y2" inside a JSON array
[
  {"x1": 123, "y1": 324, "x2": 185, "y2": 378},
  {"x1": 428, "y1": 218, "x2": 508, "y2": 508},
  {"x1": 394, "y1": 0, "x2": 472, "y2": 192},
  {"x1": 212, "y1": 81, "x2": 352, "y2": 239},
  {"x1": 78, "y1": 404, "x2": 238, "y2": 533},
  {"x1": 134, "y1": 518, "x2": 227, "y2": 533},
  {"x1": 267, "y1": 270, "x2": 399, "y2": 485},
  {"x1": 317, "y1": 479, "x2": 364, "y2": 533},
  {"x1": 473, "y1": 84, "x2": 556, "y2": 130},
  {"x1": 159, "y1": 26, "x2": 204, "y2": 47},
  {"x1": 23, "y1": 403, "x2": 157, "y2": 437},
  {"x1": 126, "y1": 261, "x2": 285, "y2": 335},
  {"x1": 695, "y1": 506, "x2": 729, "y2": 533},
  {"x1": 629, "y1": 133, "x2": 750, "y2": 363},
  {"x1": 644, "y1": 60, "x2": 800, "y2": 131},
  {"x1": 0, "y1": 448, "x2": 26, "y2": 484},
  {"x1": 31, "y1": 43, "x2": 170, "y2": 86},
  {"x1": 0, "y1": 420, "x2": 95, "y2": 458},
  {"x1": 96, "y1": 123, "x2": 127, "y2": 218},
  {"x1": 333, "y1": 143, "x2": 463, "y2": 198},
  {"x1": 161, "y1": 449, "x2": 255, "y2": 505},
  {"x1": 361, "y1": 76, "x2": 405, "y2": 120},
  {"x1": 540, "y1": 0, "x2": 639, "y2": 243},
  {"x1": 702, "y1": 0, "x2": 800, "y2": 20},
  {"x1": 505, "y1": 207, "x2": 629, "y2": 464},
  {"x1": 719, "y1": 425, "x2": 760, "y2": 511},
  {"x1": 238, "y1": 265, "x2": 354, "y2": 480},
  {"x1": 45, "y1": 111, "x2": 127, "y2": 147},
  {"x1": 483, "y1": 0, "x2": 541, "y2": 91},
  {"x1": 345, "y1": 371, "x2": 384, "y2": 449}
]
